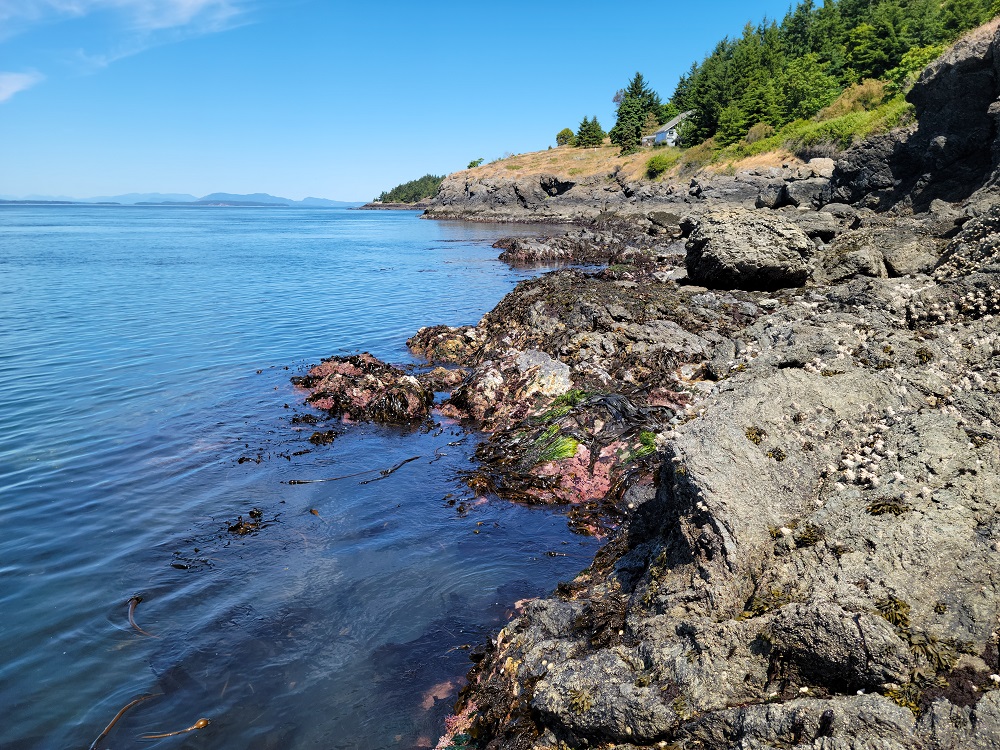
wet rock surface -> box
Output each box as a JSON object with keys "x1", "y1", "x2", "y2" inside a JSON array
[{"x1": 408, "y1": 325, "x2": 482, "y2": 364}]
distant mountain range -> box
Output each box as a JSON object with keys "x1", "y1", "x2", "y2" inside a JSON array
[{"x1": 0, "y1": 192, "x2": 362, "y2": 207}]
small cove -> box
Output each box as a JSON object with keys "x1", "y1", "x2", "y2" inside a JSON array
[{"x1": 0, "y1": 206, "x2": 598, "y2": 749}]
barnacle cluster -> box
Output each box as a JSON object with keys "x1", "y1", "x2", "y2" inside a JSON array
[
  {"x1": 835, "y1": 419, "x2": 895, "y2": 489},
  {"x1": 908, "y1": 285, "x2": 1000, "y2": 324},
  {"x1": 934, "y1": 211, "x2": 1000, "y2": 279},
  {"x1": 867, "y1": 496, "x2": 911, "y2": 516}
]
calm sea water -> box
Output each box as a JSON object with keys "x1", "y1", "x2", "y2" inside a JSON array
[{"x1": 0, "y1": 206, "x2": 596, "y2": 749}]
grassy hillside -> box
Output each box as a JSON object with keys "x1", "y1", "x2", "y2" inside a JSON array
[{"x1": 457, "y1": 17, "x2": 1000, "y2": 188}]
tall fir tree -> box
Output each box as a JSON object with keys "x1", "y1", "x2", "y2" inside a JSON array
[
  {"x1": 781, "y1": 53, "x2": 840, "y2": 119},
  {"x1": 575, "y1": 116, "x2": 605, "y2": 148},
  {"x1": 609, "y1": 96, "x2": 644, "y2": 154}
]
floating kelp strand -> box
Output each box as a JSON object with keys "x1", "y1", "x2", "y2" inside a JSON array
[
  {"x1": 87, "y1": 693, "x2": 159, "y2": 750},
  {"x1": 126, "y1": 595, "x2": 157, "y2": 638},
  {"x1": 358, "y1": 455, "x2": 422, "y2": 485},
  {"x1": 141, "y1": 717, "x2": 210, "y2": 739},
  {"x1": 286, "y1": 455, "x2": 423, "y2": 486}
]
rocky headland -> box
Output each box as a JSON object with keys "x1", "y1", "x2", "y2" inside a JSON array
[{"x1": 298, "y1": 21, "x2": 1000, "y2": 750}]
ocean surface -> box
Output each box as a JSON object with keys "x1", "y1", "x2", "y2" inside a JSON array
[{"x1": 0, "y1": 206, "x2": 598, "y2": 749}]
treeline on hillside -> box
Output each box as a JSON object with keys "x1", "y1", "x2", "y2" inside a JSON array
[
  {"x1": 375, "y1": 174, "x2": 444, "y2": 203},
  {"x1": 564, "y1": 0, "x2": 999, "y2": 156},
  {"x1": 673, "y1": 0, "x2": 1000, "y2": 148}
]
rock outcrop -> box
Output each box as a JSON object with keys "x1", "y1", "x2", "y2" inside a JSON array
[
  {"x1": 424, "y1": 162, "x2": 840, "y2": 225},
  {"x1": 682, "y1": 208, "x2": 815, "y2": 290},
  {"x1": 422, "y1": 23, "x2": 1000, "y2": 750},
  {"x1": 834, "y1": 19, "x2": 1000, "y2": 211},
  {"x1": 291, "y1": 353, "x2": 434, "y2": 422}
]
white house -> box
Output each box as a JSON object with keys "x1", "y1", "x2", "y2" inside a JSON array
[{"x1": 641, "y1": 110, "x2": 695, "y2": 148}]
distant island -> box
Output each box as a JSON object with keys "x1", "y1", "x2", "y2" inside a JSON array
[
  {"x1": 359, "y1": 174, "x2": 444, "y2": 210},
  {"x1": 0, "y1": 192, "x2": 363, "y2": 208}
]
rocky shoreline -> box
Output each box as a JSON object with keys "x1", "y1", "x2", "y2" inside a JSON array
[
  {"x1": 298, "y1": 22, "x2": 1000, "y2": 750},
  {"x1": 357, "y1": 200, "x2": 435, "y2": 211}
]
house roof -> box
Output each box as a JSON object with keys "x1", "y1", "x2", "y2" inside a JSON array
[{"x1": 655, "y1": 110, "x2": 695, "y2": 134}]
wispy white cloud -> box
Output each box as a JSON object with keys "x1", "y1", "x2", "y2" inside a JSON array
[
  {"x1": 0, "y1": 71, "x2": 45, "y2": 102},
  {"x1": 0, "y1": 1, "x2": 250, "y2": 40},
  {"x1": 0, "y1": 1, "x2": 253, "y2": 82}
]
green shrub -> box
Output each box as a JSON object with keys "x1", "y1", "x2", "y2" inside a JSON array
[
  {"x1": 467, "y1": 158, "x2": 484, "y2": 169},
  {"x1": 646, "y1": 151, "x2": 678, "y2": 178},
  {"x1": 556, "y1": 128, "x2": 576, "y2": 147},
  {"x1": 745, "y1": 122, "x2": 776, "y2": 144}
]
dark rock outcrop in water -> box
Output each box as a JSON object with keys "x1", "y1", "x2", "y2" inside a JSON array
[
  {"x1": 406, "y1": 21, "x2": 1000, "y2": 750},
  {"x1": 291, "y1": 353, "x2": 433, "y2": 422}
]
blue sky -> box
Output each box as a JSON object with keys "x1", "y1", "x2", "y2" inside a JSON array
[{"x1": 0, "y1": 0, "x2": 798, "y2": 201}]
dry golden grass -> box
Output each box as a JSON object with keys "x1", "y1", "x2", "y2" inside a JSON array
[
  {"x1": 458, "y1": 142, "x2": 651, "y2": 183},
  {"x1": 714, "y1": 149, "x2": 806, "y2": 173},
  {"x1": 455, "y1": 140, "x2": 806, "y2": 187}
]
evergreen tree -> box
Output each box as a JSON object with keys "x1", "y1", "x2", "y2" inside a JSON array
[
  {"x1": 847, "y1": 23, "x2": 891, "y2": 79},
  {"x1": 812, "y1": 0, "x2": 848, "y2": 76},
  {"x1": 622, "y1": 72, "x2": 663, "y2": 118},
  {"x1": 901, "y1": 0, "x2": 945, "y2": 47},
  {"x1": 658, "y1": 101, "x2": 681, "y2": 125},
  {"x1": 716, "y1": 103, "x2": 748, "y2": 146},
  {"x1": 781, "y1": 53, "x2": 840, "y2": 119},
  {"x1": 941, "y1": 0, "x2": 988, "y2": 35},
  {"x1": 782, "y1": 0, "x2": 816, "y2": 58},
  {"x1": 739, "y1": 77, "x2": 780, "y2": 129},
  {"x1": 609, "y1": 96, "x2": 644, "y2": 154},
  {"x1": 575, "y1": 116, "x2": 605, "y2": 148}
]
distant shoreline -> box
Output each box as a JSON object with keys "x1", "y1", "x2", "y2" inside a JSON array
[
  {"x1": 356, "y1": 201, "x2": 432, "y2": 211},
  {"x1": 0, "y1": 201, "x2": 363, "y2": 208}
]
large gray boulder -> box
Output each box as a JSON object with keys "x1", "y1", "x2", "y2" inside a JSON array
[{"x1": 684, "y1": 208, "x2": 814, "y2": 291}]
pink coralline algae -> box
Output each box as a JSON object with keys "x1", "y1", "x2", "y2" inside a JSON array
[
  {"x1": 434, "y1": 700, "x2": 479, "y2": 750},
  {"x1": 291, "y1": 353, "x2": 434, "y2": 423},
  {"x1": 531, "y1": 442, "x2": 622, "y2": 504}
]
